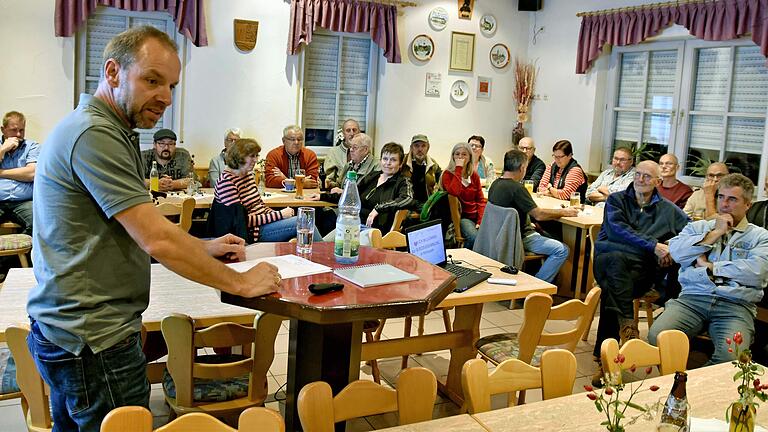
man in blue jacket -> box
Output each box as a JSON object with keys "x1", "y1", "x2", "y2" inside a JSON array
[
  {"x1": 591, "y1": 160, "x2": 689, "y2": 386},
  {"x1": 649, "y1": 173, "x2": 768, "y2": 364}
]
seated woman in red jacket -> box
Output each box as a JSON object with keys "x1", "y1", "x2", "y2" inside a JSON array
[
  {"x1": 214, "y1": 138, "x2": 321, "y2": 243},
  {"x1": 440, "y1": 142, "x2": 486, "y2": 249}
]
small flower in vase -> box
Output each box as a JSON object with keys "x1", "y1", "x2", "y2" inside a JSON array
[
  {"x1": 586, "y1": 354, "x2": 661, "y2": 432},
  {"x1": 726, "y1": 332, "x2": 767, "y2": 432}
]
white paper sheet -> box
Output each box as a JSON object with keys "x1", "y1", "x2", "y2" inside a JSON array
[{"x1": 226, "y1": 254, "x2": 332, "y2": 279}]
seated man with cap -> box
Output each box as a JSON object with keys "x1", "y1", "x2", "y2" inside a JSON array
[{"x1": 142, "y1": 128, "x2": 193, "y2": 192}]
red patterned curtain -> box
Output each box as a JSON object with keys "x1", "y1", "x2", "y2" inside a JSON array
[
  {"x1": 576, "y1": 0, "x2": 768, "y2": 74},
  {"x1": 55, "y1": 0, "x2": 208, "y2": 47},
  {"x1": 288, "y1": 0, "x2": 401, "y2": 63}
]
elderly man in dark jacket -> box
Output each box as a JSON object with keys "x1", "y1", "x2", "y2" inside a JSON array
[{"x1": 591, "y1": 160, "x2": 689, "y2": 386}]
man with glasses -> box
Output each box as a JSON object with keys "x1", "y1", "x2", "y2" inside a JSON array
[
  {"x1": 649, "y1": 174, "x2": 768, "y2": 365},
  {"x1": 324, "y1": 119, "x2": 359, "y2": 189},
  {"x1": 141, "y1": 128, "x2": 192, "y2": 191},
  {"x1": 264, "y1": 125, "x2": 319, "y2": 188},
  {"x1": 590, "y1": 160, "x2": 689, "y2": 387},
  {"x1": 208, "y1": 127, "x2": 241, "y2": 185},
  {"x1": 586, "y1": 147, "x2": 635, "y2": 208},
  {"x1": 684, "y1": 162, "x2": 729, "y2": 219},
  {"x1": 336, "y1": 133, "x2": 377, "y2": 185},
  {"x1": 518, "y1": 137, "x2": 545, "y2": 187},
  {"x1": 0, "y1": 111, "x2": 38, "y2": 236},
  {"x1": 657, "y1": 153, "x2": 693, "y2": 209},
  {"x1": 402, "y1": 134, "x2": 442, "y2": 205}
]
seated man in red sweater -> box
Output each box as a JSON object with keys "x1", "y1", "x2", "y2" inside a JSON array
[{"x1": 264, "y1": 125, "x2": 319, "y2": 188}]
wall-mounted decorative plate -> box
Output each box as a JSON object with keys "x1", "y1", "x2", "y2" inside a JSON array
[
  {"x1": 479, "y1": 14, "x2": 497, "y2": 36},
  {"x1": 429, "y1": 7, "x2": 448, "y2": 30},
  {"x1": 411, "y1": 34, "x2": 435, "y2": 61},
  {"x1": 490, "y1": 43, "x2": 510, "y2": 68},
  {"x1": 451, "y1": 79, "x2": 469, "y2": 102}
]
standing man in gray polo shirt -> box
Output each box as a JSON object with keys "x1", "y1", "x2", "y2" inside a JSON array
[{"x1": 27, "y1": 26, "x2": 281, "y2": 431}]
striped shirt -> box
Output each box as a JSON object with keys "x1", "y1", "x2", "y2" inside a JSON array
[
  {"x1": 537, "y1": 164, "x2": 586, "y2": 200},
  {"x1": 214, "y1": 170, "x2": 283, "y2": 242}
]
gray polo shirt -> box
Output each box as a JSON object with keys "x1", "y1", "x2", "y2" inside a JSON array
[{"x1": 28, "y1": 94, "x2": 152, "y2": 355}]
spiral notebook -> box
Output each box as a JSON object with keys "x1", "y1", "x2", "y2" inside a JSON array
[{"x1": 333, "y1": 264, "x2": 418, "y2": 288}]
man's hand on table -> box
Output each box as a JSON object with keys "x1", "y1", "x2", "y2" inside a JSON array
[
  {"x1": 205, "y1": 234, "x2": 246, "y2": 261},
  {"x1": 240, "y1": 262, "x2": 282, "y2": 297}
]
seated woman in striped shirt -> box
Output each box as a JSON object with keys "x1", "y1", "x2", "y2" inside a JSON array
[
  {"x1": 214, "y1": 138, "x2": 322, "y2": 243},
  {"x1": 537, "y1": 139, "x2": 588, "y2": 203}
]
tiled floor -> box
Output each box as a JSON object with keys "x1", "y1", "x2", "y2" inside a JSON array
[{"x1": 0, "y1": 301, "x2": 618, "y2": 431}]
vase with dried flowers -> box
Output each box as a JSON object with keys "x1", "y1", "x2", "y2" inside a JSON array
[
  {"x1": 726, "y1": 331, "x2": 767, "y2": 432},
  {"x1": 513, "y1": 57, "x2": 537, "y2": 145},
  {"x1": 585, "y1": 353, "x2": 662, "y2": 432}
]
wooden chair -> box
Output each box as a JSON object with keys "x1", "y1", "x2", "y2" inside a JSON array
[
  {"x1": 160, "y1": 312, "x2": 282, "y2": 422},
  {"x1": 390, "y1": 209, "x2": 411, "y2": 233},
  {"x1": 0, "y1": 221, "x2": 22, "y2": 234},
  {"x1": 157, "y1": 197, "x2": 195, "y2": 232},
  {"x1": 100, "y1": 406, "x2": 284, "y2": 432},
  {"x1": 447, "y1": 195, "x2": 465, "y2": 247},
  {"x1": 582, "y1": 224, "x2": 602, "y2": 341},
  {"x1": 462, "y1": 349, "x2": 577, "y2": 413},
  {"x1": 5, "y1": 324, "x2": 52, "y2": 432},
  {"x1": 0, "y1": 233, "x2": 32, "y2": 267},
  {"x1": 476, "y1": 287, "x2": 601, "y2": 367},
  {"x1": 600, "y1": 329, "x2": 689, "y2": 384},
  {"x1": 297, "y1": 367, "x2": 437, "y2": 432}
]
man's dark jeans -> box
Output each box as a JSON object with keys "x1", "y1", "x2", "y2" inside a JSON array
[
  {"x1": 27, "y1": 320, "x2": 150, "y2": 431},
  {"x1": 0, "y1": 200, "x2": 32, "y2": 235},
  {"x1": 592, "y1": 251, "x2": 680, "y2": 358}
]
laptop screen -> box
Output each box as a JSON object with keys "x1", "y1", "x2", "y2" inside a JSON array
[{"x1": 405, "y1": 220, "x2": 447, "y2": 266}]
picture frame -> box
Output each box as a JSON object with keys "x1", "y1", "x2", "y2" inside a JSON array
[
  {"x1": 449, "y1": 32, "x2": 475, "y2": 72},
  {"x1": 428, "y1": 7, "x2": 448, "y2": 30},
  {"x1": 425, "y1": 72, "x2": 441, "y2": 97},
  {"x1": 411, "y1": 34, "x2": 435, "y2": 61},
  {"x1": 477, "y1": 76, "x2": 491, "y2": 99},
  {"x1": 490, "y1": 43, "x2": 511, "y2": 69}
]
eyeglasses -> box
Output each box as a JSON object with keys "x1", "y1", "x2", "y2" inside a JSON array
[
  {"x1": 707, "y1": 173, "x2": 727, "y2": 179},
  {"x1": 470, "y1": 144, "x2": 483, "y2": 149},
  {"x1": 634, "y1": 172, "x2": 656, "y2": 181},
  {"x1": 552, "y1": 153, "x2": 568, "y2": 160},
  {"x1": 518, "y1": 146, "x2": 533, "y2": 151},
  {"x1": 225, "y1": 138, "x2": 237, "y2": 144},
  {"x1": 349, "y1": 145, "x2": 365, "y2": 151},
  {"x1": 156, "y1": 141, "x2": 176, "y2": 148},
  {"x1": 284, "y1": 137, "x2": 304, "y2": 142},
  {"x1": 613, "y1": 157, "x2": 632, "y2": 163}
]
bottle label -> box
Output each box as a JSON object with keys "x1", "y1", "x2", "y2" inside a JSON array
[
  {"x1": 660, "y1": 396, "x2": 688, "y2": 430},
  {"x1": 334, "y1": 223, "x2": 360, "y2": 257}
]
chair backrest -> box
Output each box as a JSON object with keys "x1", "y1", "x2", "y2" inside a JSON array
[
  {"x1": 462, "y1": 349, "x2": 577, "y2": 413},
  {"x1": 6, "y1": 324, "x2": 52, "y2": 431},
  {"x1": 161, "y1": 312, "x2": 281, "y2": 409},
  {"x1": 100, "y1": 406, "x2": 284, "y2": 432},
  {"x1": 447, "y1": 195, "x2": 465, "y2": 247},
  {"x1": 390, "y1": 209, "x2": 410, "y2": 233},
  {"x1": 380, "y1": 231, "x2": 406, "y2": 250},
  {"x1": 297, "y1": 367, "x2": 437, "y2": 432},
  {"x1": 157, "y1": 198, "x2": 195, "y2": 233},
  {"x1": 589, "y1": 224, "x2": 600, "y2": 279},
  {"x1": 600, "y1": 329, "x2": 689, "y2": 382}
]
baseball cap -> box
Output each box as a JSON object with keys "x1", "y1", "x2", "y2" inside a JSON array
[
  {"x1": 153, "y1": 129, "x2": 177, "y2": 141},
  {"x1": 411, "y1": 134, "x2": 429, "y2": 145}
]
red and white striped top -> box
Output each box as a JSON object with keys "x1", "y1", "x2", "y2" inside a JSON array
[{"x1": 214, "y1": 170, "x2": 283, "y2": 242}]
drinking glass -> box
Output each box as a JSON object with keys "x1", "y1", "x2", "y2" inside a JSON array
[
  {"x1": 294, "y1": 169, "x2": 306, "y2": 199},
  {"x1": 296, "y1": 207, "x2": 315, "y2": 254},
  {"x1": 524, "y1": 180, "x2": 535, "y2": 194},
  {"x1": 570, "y1": 192, "x2": 581, "y2": 208}
]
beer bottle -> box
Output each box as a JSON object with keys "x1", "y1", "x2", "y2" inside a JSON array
[
  {"x1": 659, "y1": 371, "x2": 689, "y2": 431},
  {"x1": 150, "y1": 161, "x2": 159, "y2": 192}
]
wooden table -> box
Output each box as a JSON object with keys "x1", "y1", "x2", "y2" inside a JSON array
[
  {"x1": 471, "y1": 362, "x2": 767, "y2": 431},
  {"x1": 378, "y1": 414, "x2": 488, "y2": 431},
  {"x1": 533, "y1": 195, "x2": 604, "y2": 299},
  {"x1": 161, "y1": 187, "x2": 335, "y2": 209}
]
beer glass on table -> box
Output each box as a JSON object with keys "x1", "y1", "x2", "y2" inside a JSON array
[
  {"x1": 570, "y1": 192, "x2": 581, "y2": 209},
  {"x1": 294, "y1": 169, "x2": 306, "y2": 199},
  {"x1": 524, "y1": 180, "x2": 534, "y2": 194}
]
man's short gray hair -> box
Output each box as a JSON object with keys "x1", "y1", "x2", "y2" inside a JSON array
[
  {"x1": 719, "y1": 173, "x2": 755, "y2": 203},
  {"x1": 282, "y1": 125, "x2": 302, "y2": 138},
  {"x1": 2, "y1": 111, "x2": 24, "y2": 128},
  {"x1": 350, "y1": 133, "x2": 372, "y2": 149},
  {"x1": 101, "y1": 26, "x2": 177, "y2": 79},
  {"x1": 503, "y1": 149, "x2": 527, "y2": 172},
  {"x1": 224, "y1": 128, "x2": 242, "y2": 140}
]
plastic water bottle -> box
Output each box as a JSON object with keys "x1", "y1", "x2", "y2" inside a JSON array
[
  {"x1": 150, "y1": 161, "x2": 159, "y2": 192},
  {"x1": 334, "y1": 171, "x2": 361, "y2": 264},
  {"x1": 486, "y1": 161, "x2": 496, "y2": 186},
  {"x1": 257, "y1": 171, "x2": 266, "y2": 196}
]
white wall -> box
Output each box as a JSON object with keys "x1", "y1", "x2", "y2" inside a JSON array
[{"x1": 0, "y1": 0, "x2": 74, "y2": 143}]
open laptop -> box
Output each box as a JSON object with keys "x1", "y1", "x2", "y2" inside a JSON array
[{"x1": 405, "y1": 220, "x2": 492, "y2": 292}]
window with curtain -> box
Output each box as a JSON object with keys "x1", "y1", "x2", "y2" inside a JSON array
[
  {"x1": 75, "y1": 8, "x2": 178, "y2": 147},
  {"x1": 301, "y1": 31, "x2": 377, "y2": 156},
  {"x1": 604, "y1": 38, "x2": 768, "y2": 188}
]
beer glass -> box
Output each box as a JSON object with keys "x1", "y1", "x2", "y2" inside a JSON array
[{"x1": 294, "y1": 169, "x2": 306, "y2": 199}]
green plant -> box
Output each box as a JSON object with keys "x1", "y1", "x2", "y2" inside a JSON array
[
  {"x1": 630, "y1": 142, "x2": 660, "y2": 164},
  {"x1": 586, "y1": 354, "x2": 661, "y2": 431},
  {"x1": 726, "y1": 332, "x2": 768, "y2": 429},
  {"x1": 687, "y1": 154, "x2": 714, "y2": 177}
]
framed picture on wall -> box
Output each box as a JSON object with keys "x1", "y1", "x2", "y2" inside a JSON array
[
  {"x1": 425, "y1": 72, "x2": 441, "y2": 96},
  {"x1": 450, "y1": 31, "x2": 475, "y2": 71},
  {"x1": 411, "y1": 34, "x2": 435, "y2": 61},
  {"x1": 477, "y1": 76, "x2": 491, "y2": 99}
]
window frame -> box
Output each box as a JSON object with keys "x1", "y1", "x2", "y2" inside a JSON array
[{"x1": 298, "y1": 29, "x2": 379, "y2": 158}]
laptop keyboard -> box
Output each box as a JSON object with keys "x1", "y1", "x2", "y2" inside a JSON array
[{"x1": 445, "y1": 263, "x2": 477, "y2": 277}]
